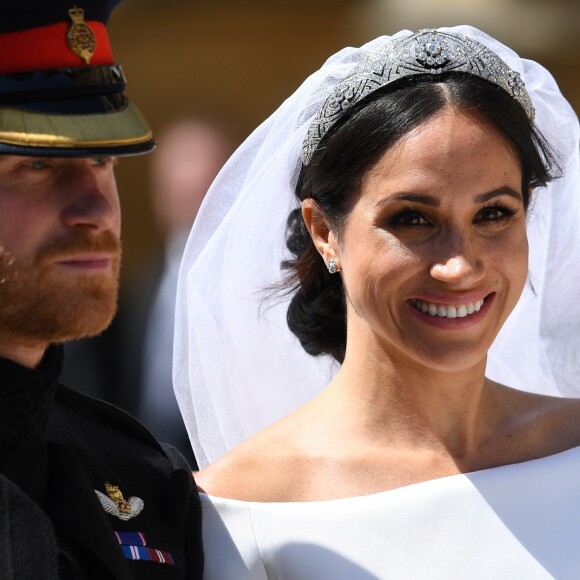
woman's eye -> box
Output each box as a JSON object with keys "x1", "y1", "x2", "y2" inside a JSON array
[
  {"x1": 474, "y1": 206, "x2": 517, "y2": 223},
  {"x1": 388, "y1": 211, "x2": 430, "y2": 227}
]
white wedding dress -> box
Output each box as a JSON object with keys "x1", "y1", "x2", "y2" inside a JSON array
[{"x1": 201, "y1": 446, "x2": 580, "y2": 579}]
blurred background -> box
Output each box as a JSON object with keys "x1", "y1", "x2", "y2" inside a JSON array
[{"x1": 63, "y1": 0, "x2": 580, "y2": 464}]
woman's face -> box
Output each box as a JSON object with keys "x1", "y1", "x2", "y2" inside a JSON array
[{"x1": 336, "y1": 108, "x2": 528, "y2": 372}]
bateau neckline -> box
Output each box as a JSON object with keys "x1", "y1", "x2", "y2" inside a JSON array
[{"x1": 200, "y1": 443, "x2": 580, "y2": 506}]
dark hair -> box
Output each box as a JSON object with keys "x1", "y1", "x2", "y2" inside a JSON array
[{"x1": 282, "y1": 73, "x2": 560, "y2": 363}]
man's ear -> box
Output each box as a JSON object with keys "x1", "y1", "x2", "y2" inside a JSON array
[{"x1": 302, "y1": 198, "x2": 340, "y2": 268}]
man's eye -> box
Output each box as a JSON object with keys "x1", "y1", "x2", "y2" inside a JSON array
[
  {"x1": 92, "y1": 157, "x2": 117, "y2": 167},
  {"x1": 30, "y1": 160, "x2": 49, "y2": 170}
]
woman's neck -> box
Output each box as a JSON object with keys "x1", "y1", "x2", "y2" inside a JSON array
[{"x1": 318, "y1": 342, "x2": 499, "y2": 461}]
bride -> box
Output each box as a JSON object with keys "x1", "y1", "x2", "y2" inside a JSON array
[{"x1": 174, "y1": 26, "x2": 580, "y2": 578}]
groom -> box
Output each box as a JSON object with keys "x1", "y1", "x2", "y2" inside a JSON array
[{"x1": 0, "y1": 1, "x2": 202, "y2": 578}]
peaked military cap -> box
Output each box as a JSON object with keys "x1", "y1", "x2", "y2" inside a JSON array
[{"x1": 0, "y1": 0, "x2": 154, "y2": 156}]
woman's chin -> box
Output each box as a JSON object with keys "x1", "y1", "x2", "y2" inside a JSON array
[{"x1": 413, "y1": 350, "x2": 489, "y2": 375}]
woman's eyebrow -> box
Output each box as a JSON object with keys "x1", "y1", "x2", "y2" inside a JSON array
[
  {"x1": 375, "y1": 193, "x2": 439, "y2": 208},
  {"x1": 474, "y1": 188, "x2": 522, "y2": 203},
  {"x1": 375, "y1": 188, "x2": 523, "y2": 209}
]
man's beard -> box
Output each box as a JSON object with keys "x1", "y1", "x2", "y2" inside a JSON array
[{"x1": 0, "y1": 232, "x2": 121, "y2": 346}]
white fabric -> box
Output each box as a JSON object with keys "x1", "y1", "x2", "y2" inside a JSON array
[
  {"x1": 200, "y1": 446, "x2": 580, "y2": 579},
  {"x1": 173, "y1": 25, "x2": 580, "y2": 468}
]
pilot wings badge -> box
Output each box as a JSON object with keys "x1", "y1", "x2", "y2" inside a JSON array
[{"x1": 95, "y1": 482, "x2": 144, "y2": 521}]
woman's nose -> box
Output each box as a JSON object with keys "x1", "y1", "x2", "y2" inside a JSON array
[{"x1": 429, "y1": 231, "x2": 485, "y2": 287}]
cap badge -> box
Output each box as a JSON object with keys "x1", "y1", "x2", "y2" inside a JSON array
[
  {"x1": 95, "y1": 482, "x2": 144, "y2": 521},
  {"x1": 67, "y1": 7, "x2": 96, "y2": 64}
]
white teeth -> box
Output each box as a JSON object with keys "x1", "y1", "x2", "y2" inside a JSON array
[{"x1": 411, "y1": 298, "x2": 485, "y2": 319}]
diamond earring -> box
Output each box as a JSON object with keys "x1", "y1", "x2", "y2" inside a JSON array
[{"x1": 326, "y1": 258, "x2": 339, "y2": 274}]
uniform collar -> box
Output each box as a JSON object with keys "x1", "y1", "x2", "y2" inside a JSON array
[{"x1": 0, "y1": 345, "x2": 62, "y2": 447}]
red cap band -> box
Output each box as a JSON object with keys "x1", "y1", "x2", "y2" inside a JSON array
[{"x1": 0, "y1": 22, "x2": 114, "y2": 75}]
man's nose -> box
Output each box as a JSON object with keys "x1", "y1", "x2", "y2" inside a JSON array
[{"x1": 59, "y1": 163, "x2": 119, "y2": 233}]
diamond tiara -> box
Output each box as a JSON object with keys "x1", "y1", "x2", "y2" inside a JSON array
[{"x1": 302, "y1": 29, "x2": 535, "y2": 165}]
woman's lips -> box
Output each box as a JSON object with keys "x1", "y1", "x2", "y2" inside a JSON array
[{"x1": 407, "y1": 293, "x2": 495, "y2": 329}]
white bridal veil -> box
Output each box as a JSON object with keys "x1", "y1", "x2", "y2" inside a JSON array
[{"x1": 173, "y1": 25, "x2": 580, "y2": 468}]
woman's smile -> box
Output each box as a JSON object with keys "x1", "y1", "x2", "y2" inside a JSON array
[
  {"x1": 407, "y1": 293, "x2": 495, "y2": 329},
  {"x1": 411, "y1": 297, "x2": 484, "y2": 318}
]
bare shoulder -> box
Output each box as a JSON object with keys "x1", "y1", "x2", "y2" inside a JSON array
[
  {"x1": 194, "y1": 421, "x2": 307, "y2": 502},
  {"x1": 540, "y1": 395, "x2": 580, "y2": 443},
  {"x1": 500, "y1": 385, "x2": 580, "y2": 454}
]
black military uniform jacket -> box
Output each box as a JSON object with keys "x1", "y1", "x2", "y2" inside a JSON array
[{"x1": 0, "y1": 346, "x2": 203, "y2": 579}]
